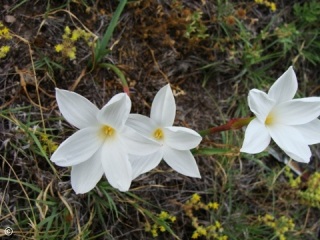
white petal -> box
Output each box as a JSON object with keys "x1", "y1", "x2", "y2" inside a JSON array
[
  {"x1": 268, "y1": 66, "x2": 297, "y2": 103},
  {"x1": 269, "y1": 124, "x2": 311, "y2": 163},
  {"x1": 150, "y1": 84, "x2": 176, "y2": 126},
  {"x1": 248, "y1": 89, "x2": 275, "y2": 123},
  {"x1": 294, "y1": 119, "x2": 320, "y2": 145},
  {"x1": 51, "y1": 127, "x2": 103, "y2": 167},
  {"x1": 121, "y1": 126, "x2": 161, "y2": 155},
  {"x1": 55, "y1": 88, "x2": 99, "y2": 129},
  {"x1": 240, "y1": 119, "x2": 271, "y2": 153},
  {"x1": 101, "y1": 140, "x2": 132, "y2": 191},
  {"x1": 106, "y1": 92, "x2": 131, "y2": 107},
  {"x1": 126, "y1": 114, "x2": 158, "y2": 137},
  {"x1": 272, "y1": 97, "x2": 320, "y2": 125},
  {"x1": 163, "y1": 126, "x2": 202, "y2": 150},
  {"x1": 130, "y1": 151, "x2": 163, "y2": 180},
  {"x1": 71, "y1": 150, "x2": 104, "y2": 194},
  {"x1": 163, "y1": 146, "x2": 201, "y2": 178},
  {"x1": 97, "y1": 93, "x2": 131, "y2": 130}
]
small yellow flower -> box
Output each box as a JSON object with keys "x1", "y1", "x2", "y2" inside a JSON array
[
  {"x1": 0, "y1": 22, "x2": 12, "y2": 40},
  {"x1": 207, "y1": 202, "x2": 219, "y2": 210},
  {"x1": 64, "y1": 26, "x2": 71, "y2": 35},
  {"x1": 71, "y1": 29, "x2": 82, "y2": 41},
  {"x1": 159, "y1": 226, "x2": 166, "y2": 232},
  {"x1": 151, "y1": 224, "x2": 159, "y2": 237},
  {"x1": 159, "y1": 211, "x2": 169, "y2": 220},
  {"x1": 55, "y1": 44, "x2": 64, "y2": 52},
  {"x1": 270, "y1": 2, "x2": 276, "y2": 11},
  {"x1": 215, "y1": 221, "x2": 221, "y2": 229},
  {"x1": 219, "y1": 236, "x2": 228, "y2": 240},
  {"x1": 196, "y1": 226, "x2": 207, "y2": 236},
  {"x1": 190, "y1": 193, "x2": 201, "y2": 204},
  {"x1": 144, "y1": 222, "x2": 151, "y2": 232},
  {"x1": 67, "y1": 47, "x2": 76, "y2": 60},
  {"x1": 0, "y1": 45, "x2": 10, "y2": 58},
  {"x1": 151, "y1": 228, "x2": 158, "y2": 237},
  {"x1": 279, "y1": 234, "x2": 286, "y2": 240},
  {"x1": 170, "y1": 216, "x2": 176, "y2": 222},
  {"x1": 191, "y1": 232, "x2": 199, "y2": 239}
]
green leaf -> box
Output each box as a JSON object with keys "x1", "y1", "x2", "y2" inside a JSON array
[{"x1": 91, "y1": 0, "x2": 127, "y2": 67}]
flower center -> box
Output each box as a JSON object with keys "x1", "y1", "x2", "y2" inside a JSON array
[
  {"x1": 153, "y1": 128, "x2": 164, "y2": 140},
  {"x1": 265, "y1": 112, "x2": 274, "y2": 125},
  {"x1": 102, "y1": 125, "x2": 115, "y2": 137}
]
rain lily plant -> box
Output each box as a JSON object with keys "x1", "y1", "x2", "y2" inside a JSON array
[
  {"x1": 52, "y1": 66, "x2": 320, "y2": 194},
  {"x1": 126, "y1": 84, "x2": 202, "y2": 179},
  {"x1": 241, "y1": 66, "x2": 320, "y2": 163},
  {"x1": 51, "y1": 89, "x2": 158, "y2": 193}
]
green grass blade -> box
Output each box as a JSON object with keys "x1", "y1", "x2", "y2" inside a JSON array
[{"x1": 93, "y1": 0, "x2": 127, "y2": 66}]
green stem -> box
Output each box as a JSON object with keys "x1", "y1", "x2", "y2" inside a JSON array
[
  {"x1": 99, "y1": 63, "x2": 129, "y2": 95},
  {"x1": 199, "y1": 117, "x2": 254, "y2": 137}
]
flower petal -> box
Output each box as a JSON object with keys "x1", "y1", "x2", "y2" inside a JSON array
[
  {"x1": 272, "y1": 97, "x2": 320, "y2": 125},
  {"x1": 121, "y1": 126, "x2": 161, "y2": 155},
  {"x1": 97, "y1": 93, "x2": 131, "y2": 130},
  {"x1": 269, "y1": 124, "x2": 311, "y2": 163},
  {"x1": 163, "y1": 146, "x2": 201, "y2": 178},
  {"x1": 294, "y1": 119, "x2": 320, "y2": 145},
  {"x1": 240, "y1": 119, "x2": 271, "y2": 154},
  {"x1": 55, "y1": 88, "x2": 99, "y2": 129},
  {"x1": 248, "y1": 89, "x2": 275, "y2": 123},
  {"x1": 150, "y1": 84, "x2": 176, "y2": 126},
  {"x1": 130, "y1": 151, "x2": 163, "y2": 180},
  {"x1": 101, "y1": 140, "x2": 132, "y2": 191},
  {"x1": 164, "y1": 126, "x2": 202, "y2": 150},
  {"x1": 51, "y1": 127, "x2": 103, "y2": 167},
  {"x1": 71, "y1": 150, "x2": 104, "y2": 194},
  {"x1": 268, "y1": 66, "x2": 297, "y2": 103},
  {"x1": 126, "y1": 114, "x2": 158, "y2": 137}
]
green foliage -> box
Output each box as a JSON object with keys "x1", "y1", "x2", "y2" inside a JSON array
[
  {"x1": 185, "y1": 10, "x2": 209, "y2": 40},
  {"x1": 293, "y1": 0, "x2": 320, "y2": 24},
  {"x1": 91, "y1": 0, "x2": 127, "y2": 68}
]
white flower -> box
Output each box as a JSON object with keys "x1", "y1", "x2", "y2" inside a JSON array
[
  {"x1": 126, "y1": 84, "x2": 202, "y2": 179},
  {"x1": 241, "y1": 66, "x2": 320, "y2": 163},
  {"x1": 51, "y1": 89, "x2": 158, "y2": 193}
]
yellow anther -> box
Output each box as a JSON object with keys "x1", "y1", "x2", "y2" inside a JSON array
[
  {"x1": 265, "y1": 113, "x2": 274, "y2": 125},
  {"x1": 153, "y1": 128, "x2": 164, "y2": 140},
  {"x1": 103, "y1": 125, "x2": 115, "y2": 137}
]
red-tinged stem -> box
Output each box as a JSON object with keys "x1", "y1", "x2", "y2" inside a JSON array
[{"x1": 199, "y1": 117, "x2": 254, "y2": 136}]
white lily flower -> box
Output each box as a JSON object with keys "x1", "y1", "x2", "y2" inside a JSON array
[
  {"x1": 241, "y1": 66, "x2": 320, "y2": 163},
  {"x1": 126, "y1": 84, "x2": 202, "y2": 179},
  {"x1": 51, "y1": 89, "x2": 159, "y2": 193}
]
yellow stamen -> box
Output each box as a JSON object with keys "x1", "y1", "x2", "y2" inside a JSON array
[
  {"x1": 153, "y1": 128, "x2": 164, "y2": 140},
  {"x1": 265, "y1": 113, "x2": 274, "y2": 125},
  {"x1": 102, "y1": 125, "x2": 115, "y2": 137}
]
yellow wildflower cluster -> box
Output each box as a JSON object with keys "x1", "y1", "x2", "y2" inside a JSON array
[
  {"x1": 259, "y1": 214, "x2": 295, "y2": 240},
  {"x1": 55, "y1": 26, "x2": 93, "y2": 60},
  {"x1": 298, "y1": 172, "x2": 320, "y2": 208},
  {"x1": 183, "y1": 194, "x2": 227, "y2": 240},
  {"x1": 0, "y1": 21, "x2": 12, "y2": 58},
  {"x1": 284, "y1": 166, "x2": 301, "y2": 188},
  {"x1": 254, "y1": 0, "x2": 277, "y2": 12},
  {"x1": 144, "y1": 211, "x2": 176, "y2": 238},
  {"x1": 39, "y1": 133, "x2": 58, "y2": 154}
]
